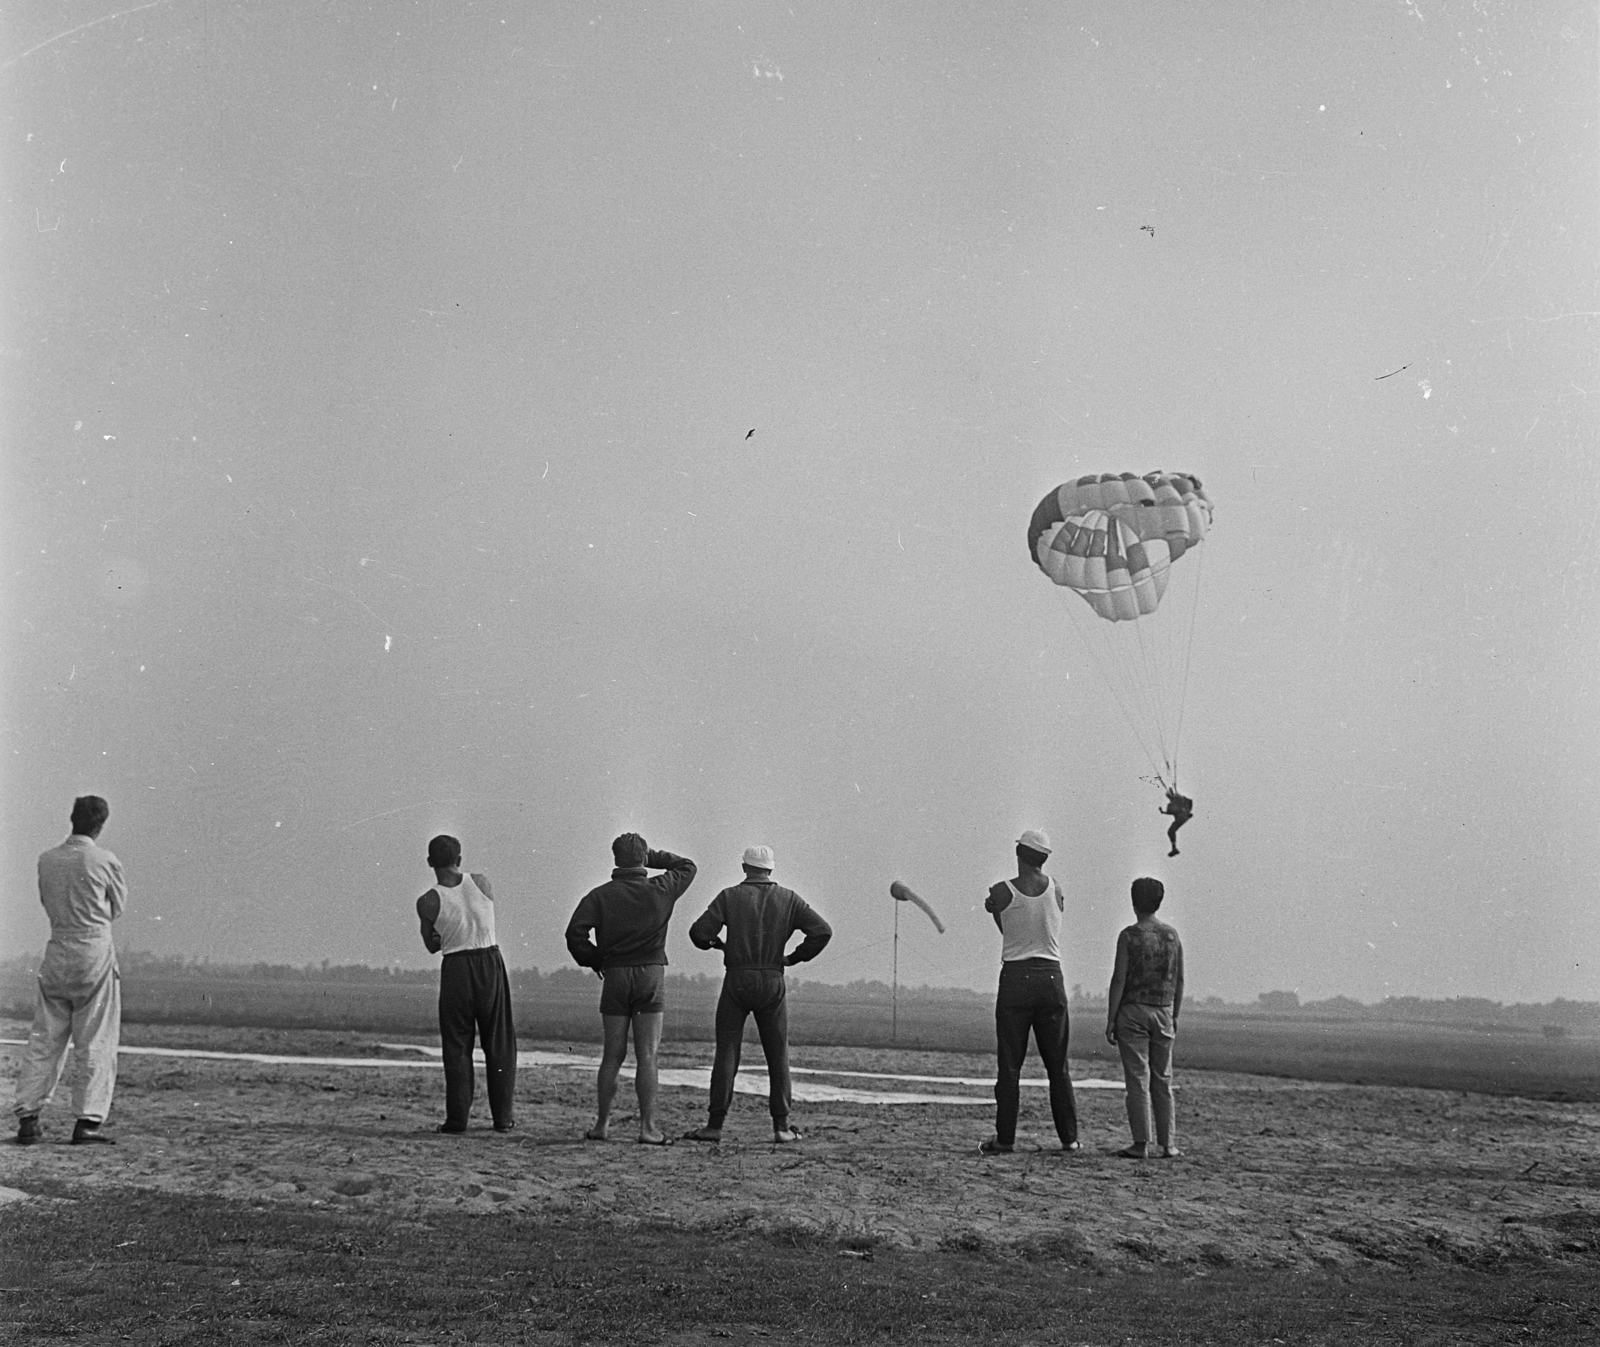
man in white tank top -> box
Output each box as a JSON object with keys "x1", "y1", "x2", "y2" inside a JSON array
[
  {"x1": 416, "y1": 834, "x2": 517, "y2": 1134},
  {"x1": 979, "y1": 829, "x2": 1081, "y2": 1154}
]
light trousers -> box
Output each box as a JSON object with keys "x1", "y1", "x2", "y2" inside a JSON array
[
  {"x1": 1116, "y1": 1001, "x2": 1176, "y2": 1151},
  {"x1": 13, "y1": 942, "x2": 121, "y2": 1123}
]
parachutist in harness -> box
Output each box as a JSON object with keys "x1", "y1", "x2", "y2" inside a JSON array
[{"x1": 1160, "y1": 789, "x2": 1192, "y2": 857}]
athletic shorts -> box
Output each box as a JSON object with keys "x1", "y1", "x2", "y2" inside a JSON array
[{"x1": 598, "y1": 963, "x2": 666, "y2": 1017}]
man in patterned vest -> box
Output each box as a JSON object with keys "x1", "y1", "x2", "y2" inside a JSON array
[{"x1": 1105, "y1": 876, "x2": 1185, "y2": 1159}]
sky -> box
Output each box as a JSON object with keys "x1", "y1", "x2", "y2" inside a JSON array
[{"x1": 2, "y1": 1, "x2": 1595, "y2": 1005}]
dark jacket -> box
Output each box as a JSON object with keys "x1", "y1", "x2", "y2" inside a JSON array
[
  {"x1": 689, "y1": 879, "x2": 831, "y2": 972},
  {"x1": 565, "y1": 850, "x2": 697, "y2": 970}
]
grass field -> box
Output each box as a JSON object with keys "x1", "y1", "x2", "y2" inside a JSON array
[
  {"x1": 6, "y1": 1187, "x2": 1600, "y2": 1346},
  {"x1": 4, "y1": 973, "x2": 1597, "y2": 1101},
  {"x1": 3, "y1": 1018, "x2": 1599, "y2": 1344}
]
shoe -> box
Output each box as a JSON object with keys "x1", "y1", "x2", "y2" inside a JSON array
[
  {"x1": 71, "y1": 1120, "x2": 114, "y2": 1146},
  {"x1": 15, "y1": 1116, "x2": 41, "y2": 1146},
  {"x1": 493, "y1": 1122, "x2": 516, "y2": 1133},
  {"x1": 1117, "y1": 1145, "x2": 1149, "y2": 1159},
  {"x1": 1062, "y1": 1140, "x2": 1083, "y2": 1153},
  {"x1": 1160, "y1": 1146, "x2": 1183, "y2": 1158},
  {"x1": 979, "y1": 1135, "x2": 1014, "y2": 1155},
  {"x1": 436, "y1": 1122, "x2": 467, "y2": 1134}
]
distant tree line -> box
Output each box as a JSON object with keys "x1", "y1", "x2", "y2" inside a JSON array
[
  {"x1": 1238, "y1": 989, "x2": 1600, "y2": 1033},
  {"x1": 0, "y1": 953, "x2": 1592, "y2": 1029}
]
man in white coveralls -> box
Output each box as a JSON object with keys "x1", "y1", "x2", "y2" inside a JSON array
[{"x1": 13, "y1": 795, "x2": 128, "y2": 1146}]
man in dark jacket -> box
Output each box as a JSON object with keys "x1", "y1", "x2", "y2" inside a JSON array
[
  {"x1": 683, "y1": 846, "x2": 831, "y2": 1144},
  {"x1": 565, "y1": 834, "x2": 696, "y2": 1144}
]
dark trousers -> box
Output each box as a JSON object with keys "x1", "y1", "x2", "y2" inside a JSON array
[
  {"x1": 708, "y1": 969, "x2": 791, "y2": 1129},
  {"x1": 439, "y1": 946, "x2": 517, "y2": 1129},
  {"x1": 994, "y1": 958, "x2": 1079, "y2": 1147}
]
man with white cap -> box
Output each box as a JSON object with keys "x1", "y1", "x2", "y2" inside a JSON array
[
  {"x1": 13, "y1": 796, "x2": 127, "y2": 1146},
  {"x1": 684, "y1": 845, "x2": 831, "y2": 1144},
  {"x1": 979, "y1": 828, "x2": 1081, "y2": 1154}
]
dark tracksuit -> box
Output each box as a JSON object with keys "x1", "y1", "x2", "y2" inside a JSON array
[
  {"x1": 564, "y1": 850, "x2": 698, "y2": 971},
  {"x1": 689, "y1": 880, "x2": 831, "y2": 1128}
]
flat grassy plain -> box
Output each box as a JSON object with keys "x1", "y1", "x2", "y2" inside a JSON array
[
  {"x1": 6, "y1": 973, "x2": 1596, "y2": 1101},
  {"x1": 3, "y1": 1016, "x2": 1599, "y2": 1345},
  {"x1": 6, "y1": 1186, "x2": 1600, "y2": 1346}
]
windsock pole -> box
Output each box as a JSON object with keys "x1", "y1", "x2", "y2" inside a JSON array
[{"x1": 892, "y1": 899, "x2": 900, "y2": 1042}]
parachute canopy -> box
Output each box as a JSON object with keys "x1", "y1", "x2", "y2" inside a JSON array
[
  {"x1": 1027, "y1": 472, "x2": 1212, "y2": 621},
  {"x1": 1027, "y1": 471, "x2": 1214, "y2": 788}
]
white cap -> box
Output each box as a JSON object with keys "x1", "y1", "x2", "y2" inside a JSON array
[
  {"x1": 742, "y1": 845, "x2": 775, "y2": 871},
  {"x1": 1017, "y1": 829, "x2": 1052, "y2": 856}
]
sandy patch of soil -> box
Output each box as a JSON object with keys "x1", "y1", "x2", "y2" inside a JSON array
[{"x1": 3, "y1": 1020, "x2": 1597, "y2": 1271}]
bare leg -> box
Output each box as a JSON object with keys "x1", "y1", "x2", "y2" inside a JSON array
[
  {"x1": 631, "y1": 1012, "x2": 665, "y2": 1143},
  {"x1": 588, "y1": 1014, "x2": 630, "y2": 1139}
]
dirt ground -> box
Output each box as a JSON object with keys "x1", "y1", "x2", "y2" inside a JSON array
[{"x1": 3, "y1": 1019, "x2": 1597, "y2": 1273}]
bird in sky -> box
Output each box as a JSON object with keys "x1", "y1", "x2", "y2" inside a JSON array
[{"x1": 745, "y1": 429, "x2": 755, "y2": 439}]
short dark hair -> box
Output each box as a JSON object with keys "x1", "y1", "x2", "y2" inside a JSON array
[
  {"x1": 427, "y1": 834, "x2": 461, "y2": 868},
  {"x1": 1016, "y1": 843, "x2": 1049, "y2": 869},
  {"x1": 612, "y1": 832, "x2": 648, "y2": 867},
  {"x1": 1131, "y1": 876, "x2": 1165, "y2": 914},
  {"x1": 71, "y1": 795, "x2": 109, "y2": 836}
]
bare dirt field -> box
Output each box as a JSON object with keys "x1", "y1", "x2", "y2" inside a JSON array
[{"x1": 3, "y1": 1018, "x2": 1597, "y2": 1274}]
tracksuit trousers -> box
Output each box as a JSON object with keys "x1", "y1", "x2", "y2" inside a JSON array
[
  {"x1": 438, "y1": 945, "x2": 517, "y2": 1130},
  {"x1": 707, "y1": 969, "x2": 791, "y2": 1129}
]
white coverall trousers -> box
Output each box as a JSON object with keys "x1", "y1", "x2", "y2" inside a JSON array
[{"x1": 13, "y1": 934, "x2": 121, "y2": 1123}]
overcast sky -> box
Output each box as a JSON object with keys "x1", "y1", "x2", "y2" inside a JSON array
[{"x1": 3, "y1": 1, "x2": 1595, "y2": 1004}]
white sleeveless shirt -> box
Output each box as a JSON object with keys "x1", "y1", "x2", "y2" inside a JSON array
[
  {"x1": 433, "y1": 873, "x2": 497, "y2": 955},
  {"x1": 999, "y1": 878, "x2": 1063, "y2": 963}
]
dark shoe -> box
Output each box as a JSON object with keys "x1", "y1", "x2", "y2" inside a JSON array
[
  {"x1": 15, "y1": 1115, "x2": 41, "y2": 1146},
  {"x1": 979, "y1": 1135, "x2": 1014, "y2": 1155},
  {"x1": 71, "y1": 1120, "x2": 114, "y2": 1145},
  {"x1": 492, "y1": 1121, "x2": 516, "y2": 1133},
  {"x1": 436, "y1": 1122, "x2": 467, "y2": 1134}
]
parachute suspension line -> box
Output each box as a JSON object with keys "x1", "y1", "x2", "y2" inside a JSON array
[
  {"x1": 1129, "y1": 599, "x2": 1177, "y2": 783},
  {"x1": 1168, "y1": 543, "x2": 1208, "y2": 790},
  {"x1": 1056, "y1": 590, "x2": 1168, "y2": 784}
]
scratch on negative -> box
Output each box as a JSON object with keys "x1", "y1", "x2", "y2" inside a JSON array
[
  {"x1": 334, "y1": 799, "x2": 523, "y2": 833},
  {"x1": 0, "y1": 0, "x2": 176, "y2": 72}
]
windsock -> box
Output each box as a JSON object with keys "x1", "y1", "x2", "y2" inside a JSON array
[{"x1": 889, "y1": 880, "x2": 946, "y2": 934}]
